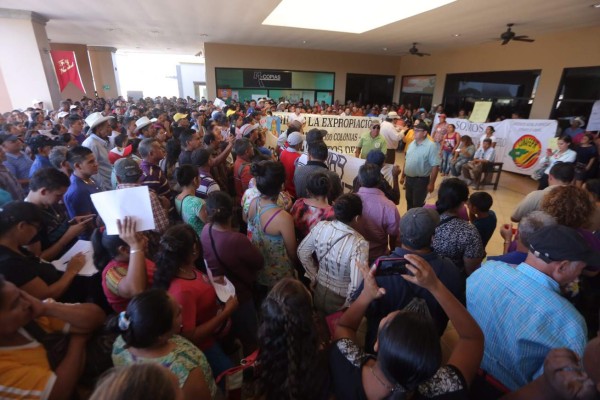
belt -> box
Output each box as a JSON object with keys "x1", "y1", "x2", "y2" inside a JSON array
[{"x1": 406, "y1": 175, "x2": 429, "y2": 179}]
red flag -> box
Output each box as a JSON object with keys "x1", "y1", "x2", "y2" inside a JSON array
[{"x1": 50, "y1": 50, "x2": 86, "y2": 93}]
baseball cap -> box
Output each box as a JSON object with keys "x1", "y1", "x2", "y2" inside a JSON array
[
  {"x1": 400, "y1": 207, "x2": 440, "y2": 249},
  {"x1": 173, "y1": 113, "x2": 188, "y2": 122},
  {"x1": 114, "y1": 157, "x2": 142, "y2": 180},
  {"x1": 0, "y1": 134, "x2": 19, "y2": 143},
  {"x1": 287, "y1": 132, "x2": 305, "y2": 146},
  {"x1": 109, "y1": 144, "x2": 133, "y2": 164},
  {"x1": 528, "y1": 225, "x2": 600, "y2": 270}
]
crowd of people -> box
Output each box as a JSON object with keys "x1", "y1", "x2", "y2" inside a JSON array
[{"x1": 0, "y1": 95, "x2": 599, "y2": 400}]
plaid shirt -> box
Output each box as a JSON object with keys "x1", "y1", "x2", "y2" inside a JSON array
[
  {"x1": 116, "y1": 183, "x2": 169, "y2": 234},
  {"x1": 467, "y1": 261, "x2": 587, "y2": 390}
]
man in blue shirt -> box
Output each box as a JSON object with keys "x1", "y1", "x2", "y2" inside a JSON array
[
  {"x1": 28, "y1": 135, "x2": 56, "y2": 178},
  {"x1": 1, "y1": 134, "x2": 32, "y2": 193},
  {"x1": 63, "y1": 146, "x2": 101, "y2": 239},
  {"x1": 467, "y1": 225, "x2": 599, "y2": 391},
  {"x1": 353, "y1": 207, "x2": 463, "y2": 353},
  {"x1": 401, "y1": 122, "x2": 440, "y2": 209}
]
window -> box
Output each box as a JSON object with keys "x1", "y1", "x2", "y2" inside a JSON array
[
  {"x1": 551, "y1": 66, "x2": 600, "y2": 128},
  {"x1": 345, "y1": 74, "x2": 395, "y2": 105},
  {"x1": 442, "y1": 70, "x2": 541, "y2": 120}
]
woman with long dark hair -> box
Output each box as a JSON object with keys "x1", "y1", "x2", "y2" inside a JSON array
[
  {"x1": 255, "y1": 278, "x2": 330, "y2": 400},
  {"x1": 153, "y1": 224, "x2": 237, "y2": 378},
  {"x1": 91, "y1": 217, "x2": 155, "y2": 312},
  {"x1": 331, "y1": 255, "x2": 483, "y2": 400},
  {"x1": 290, "y1": 171, "x2": 334, "y2": 242},
  {"x1": 108, "y1": 289, "x2": 217, "y2": 400},
  {"x1": 201, "y1": 191, "x2": 263, "y2": 355},
  {"x1": 246, "y1": 160, "x2": 297, "y2": 296}
]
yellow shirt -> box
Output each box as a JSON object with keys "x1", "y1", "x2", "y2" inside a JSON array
[
  {"x1": 0, "y1": 317, "x2": 68, "y2": 400},
  {"x1": 403, "y1": 129, "x2": 433, "y2": 152}
]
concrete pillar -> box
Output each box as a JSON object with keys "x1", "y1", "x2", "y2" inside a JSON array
[
  {"x1": 0, "y1": 9, "x2": 61, "y2": 111},
  {"x1": 49, "y1": 43, "x2": 95, "y2": 100},
  {"x1": 88, "y1": 46, "x2": 120, "y2": 98}
]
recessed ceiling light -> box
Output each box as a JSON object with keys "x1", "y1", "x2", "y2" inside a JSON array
[
  {"x1": 453, "y1": 33, "x2": 461, "y2": 37},
  {"x1": 302, "y1": 40, "x2": 307, "y2": 44},
  {"x1": 263, "y1": 0, "x2": 457, "y2": 34},
  {"x1": 382, "y1": 47, "x2": 388, "y2": 51},
  {"x1": 592, "y1": 3, "x2": 600, "y2": 8}
]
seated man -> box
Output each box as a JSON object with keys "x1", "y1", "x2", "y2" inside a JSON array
[
  {"x1": 467, "y1": 225, "x2": 599, "y2": 390},
  {"x1": 354, "y1": 163, "x2": 401, "y2": 263},
  {"x1": 26, "y1": 168, "x2": 94, "y2": 260},
  {"x1": 352, "y1": 150, "x2": 400, "y2": 205},
  {"x1": 352, "y1": 207, "x2": 463, "y2": 353},
  {"x1": 461, "y1": 137, "x2": 495, "y2": 190},
  {"x1": 114, "y1": 158, "x2": 169, "y2": 235}
]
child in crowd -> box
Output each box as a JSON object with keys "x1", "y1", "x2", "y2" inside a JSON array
[{"x1": 468, "y1": 191, "x2": 497, "y2": 248}]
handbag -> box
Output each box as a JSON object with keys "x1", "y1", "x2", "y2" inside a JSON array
[{"x1": 215, "y1": 349, "x2": 259, "y2": 400}]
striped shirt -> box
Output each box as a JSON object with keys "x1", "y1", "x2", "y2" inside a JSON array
[
  {"x1": 467, "y1": 261, "x2": 587, "y2": 390},
  {"x1": 195, "y1": 173, "x2": 220, "y2": 199},
  {"x1": 140, "y1": 160, "x2": 172, "y2": 199},
  {"x1": 297, "y1": 220, "x2": 368, "y2": 304}
]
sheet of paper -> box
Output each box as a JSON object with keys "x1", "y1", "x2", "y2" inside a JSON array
[
  {"x1": 51, "y1": 240, "x2": 97, "y2": 276},
  {"x1": 213, "y1": 97, "x2": 226, "y2": 109},
  {"x1": 91, "y1": 185, "x2": 155, "y2": 235},
  {"x1": 469, "y1": 101, "x2": 493, "y2": 123}
]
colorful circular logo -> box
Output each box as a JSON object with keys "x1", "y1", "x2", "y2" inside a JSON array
[{"x1": 508, "y1": 134, "x2": 541, "y2": 169}]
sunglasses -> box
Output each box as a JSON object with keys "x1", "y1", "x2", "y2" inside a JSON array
[{"x1": 372, "y1": 125, "x2": 380, "y2": 130}]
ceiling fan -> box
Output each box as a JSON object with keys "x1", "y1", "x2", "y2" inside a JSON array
[
  {"x1": 500, "y1": 23, "x2": 535, "y2": 45},
  {"x1": 408, "y1": 43, "x2": 430, "y2": 57}
]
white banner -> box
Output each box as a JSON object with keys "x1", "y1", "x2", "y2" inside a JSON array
[
  {"x1": 261, "y1": 112, "x2": 379, "y2": 155},
  {"x1": 435, "y1": 116, "x2": 557, "y2": 175},
  {"x1": 264, "y1": 130, "x2": 393, "y2": 193}
]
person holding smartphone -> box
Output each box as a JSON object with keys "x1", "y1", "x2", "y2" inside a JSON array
[
  {"x1": 351, "y1": 207, "x2": 464, "y2": 353},
  {"x1": 25, "y1": 167, "x2": 95, "y2": 260}
]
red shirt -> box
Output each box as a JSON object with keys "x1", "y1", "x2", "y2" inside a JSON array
[
  {"x1": 279, "y1": 149, "x2": 301, "y2": 198},
  {"x1": 168, "y1": 272, "x2": 219, "y2": 350},
  {"x1": 233, "y1": 157, "x2": 253, "y2": 202}
]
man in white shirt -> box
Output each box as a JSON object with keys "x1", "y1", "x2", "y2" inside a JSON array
[
  {"x1": 82, "y1": 112, "x2": 114, "y2": 191},
  {"x1": 288, "y1": 106, "x2": 306, "y2": 126},
  {"x1": 379, "y1": 111, "x2": 406, "y2": 164},
  {"x1": 462, "y1": 138, "x2": 496, "y2": 190}
]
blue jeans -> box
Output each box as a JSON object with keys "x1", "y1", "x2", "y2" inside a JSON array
[
  {"x1": 441, "y1": 150, "x2": 453, "y2": 174},
  {"x1": 451, "y1": 158, "x2": 470, "y2": 177},
  {"x1": 203, "y1": 343, "x2": 234, "y2": 382}
]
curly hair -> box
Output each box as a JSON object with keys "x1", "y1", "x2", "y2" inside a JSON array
[
  {"x1": 153, "y1": 224, "x2": 201, "y2": 290},
  {"x1": 255, "y1": 278, "x2": 323, "y2": 400},
  {"x1": 540, "y1": 185, "x2": 595, "y2": 228}
]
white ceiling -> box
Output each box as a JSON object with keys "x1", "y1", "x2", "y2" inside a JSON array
[{"x1": 1, "y1": 0, "x2": 599, "y2": 55}]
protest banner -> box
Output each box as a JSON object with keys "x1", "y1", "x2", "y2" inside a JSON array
[
  {"x1": 264, "y1": 130, "x2": 393, "y2": 193},
  {"x1": 264, "y1": 112, "x2": 379, "y2": 155},
  {"x1": 434, "y1": 116, "x2": 557, "y2": 175}
]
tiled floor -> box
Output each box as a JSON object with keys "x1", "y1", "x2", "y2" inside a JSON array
[{"x1": 394, "y1": 153, "x2": 537, "y2": 257}]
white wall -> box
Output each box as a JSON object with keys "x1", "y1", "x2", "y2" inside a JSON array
[{"x1": 177, "y1": 63, "x2": 206, "y2": 100}]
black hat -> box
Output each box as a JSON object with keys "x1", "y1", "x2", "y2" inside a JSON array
[{"x1": 528, "y1": 225, "x2": 600, "y2": 270}]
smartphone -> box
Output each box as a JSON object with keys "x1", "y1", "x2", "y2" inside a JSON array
[{"x1": 374, "y1": 257, "x2": 412, "y2": 277}]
